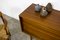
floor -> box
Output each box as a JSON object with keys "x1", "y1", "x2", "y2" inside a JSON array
[
  {"x1": 3, "y1": 14, "x2": 37, "y2": 40},
  {"x1": 3, "y1": 14, "x2": 31, "y2": 40}
]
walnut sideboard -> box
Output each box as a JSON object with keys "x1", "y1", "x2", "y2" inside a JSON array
[{"x1": 19, "y1": 4, "x2": 60, "y2": 40}]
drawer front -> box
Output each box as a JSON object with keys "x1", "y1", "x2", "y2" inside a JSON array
[
  {"x1": 22, "y1": 18, "x2": 60, "y2": 36},
  {"x1": 22, "y1": 21, "x2": 60, "y2": 40}
]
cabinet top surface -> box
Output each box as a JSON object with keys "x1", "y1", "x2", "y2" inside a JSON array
[{"x1": 19, "y1": 4, "x2": 60, "y2": 31}]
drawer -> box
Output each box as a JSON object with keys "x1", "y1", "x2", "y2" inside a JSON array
[
  {"x1": 21, "y1": 21, "x2": 60, "y2": 40},
  {"x1": 22, "y1": 17, "x2": 60, "y2": 36}
]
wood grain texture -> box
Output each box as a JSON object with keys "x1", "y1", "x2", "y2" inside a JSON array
[{"x1": 19, "y1": 4, "x2": 60, "y2": 40}]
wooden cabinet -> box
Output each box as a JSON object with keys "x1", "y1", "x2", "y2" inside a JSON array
[{"x1": 19, "y1": 4, "x2": 60, "y2": 40}]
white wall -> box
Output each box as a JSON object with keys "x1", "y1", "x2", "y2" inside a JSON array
[{"x1": 0, "y1": 0, "x2": 60, "y2": 20}]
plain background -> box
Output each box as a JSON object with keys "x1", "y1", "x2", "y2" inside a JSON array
[{"x1": 0, "y1": 0, "x2": 60, "y2": 20}]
